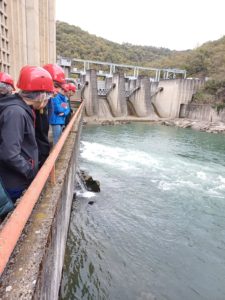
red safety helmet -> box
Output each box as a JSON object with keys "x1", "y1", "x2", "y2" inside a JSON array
[
  {"x1": 43, "y1": 63, "x2": 65, "y2": 84},
  {"x1": 17, "y1": 66, "x2": 54, "y2": 92},
  {"x1": 0, "y1": 72, "x2": 15, "y2": 90},
  {"x1": 68, "y1": 83, "x2": 76, "y2": 92},
  {"x1": 61, "y1": 83, "x2": 70, "y2": 92}
]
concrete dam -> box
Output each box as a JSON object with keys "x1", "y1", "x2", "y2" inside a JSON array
[{"x1": 81, "y1": 69, "x2": 204, "y2": 120}]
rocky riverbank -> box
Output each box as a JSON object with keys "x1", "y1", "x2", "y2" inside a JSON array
[
  {"x1": 160, "y1": 118, "x2": 225, "y2": 133},
  {"x1": 84, "y1": 116, "x2": 225, "y2": 133},
  {"x1": 83, "y1": 116, "x2": 159, "y2": 125}
]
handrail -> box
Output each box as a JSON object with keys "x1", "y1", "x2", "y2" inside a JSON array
[{"x1": 0, "y1": 102, "x2": 84, "y2": 276}]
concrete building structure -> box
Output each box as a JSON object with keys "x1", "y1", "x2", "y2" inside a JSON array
[
  {"x1": 0, "y1": 0, "x2": 56, "y2": 81},
  {"x1": 80, "y1": 70, "x2": 205, "y2": 120}
]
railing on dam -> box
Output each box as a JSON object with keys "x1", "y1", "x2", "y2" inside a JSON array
[
  {"x1": 58, "y1": 57, "x2": 187, "y2": 82},
  {"x1": 0, "y1": 103, "x2": 84, "y2": 277}
]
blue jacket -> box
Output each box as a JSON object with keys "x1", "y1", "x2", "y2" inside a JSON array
[{"x1": 48, "y1": 93, "x2": 70, "y2": 125}]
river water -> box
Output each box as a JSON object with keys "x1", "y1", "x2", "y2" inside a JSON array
[{"x1": 60, "y1": 123, "x2": 225, "y2": 300}]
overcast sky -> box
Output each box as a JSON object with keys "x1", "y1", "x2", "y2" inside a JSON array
[{"x1": 56, "y1": 0, "x2": 224, "y2": 51}]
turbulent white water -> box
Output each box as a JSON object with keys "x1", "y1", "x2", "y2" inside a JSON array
[
  {"x1": 61, "y1": 123, "x2": 225, "y2": 300},
  {"x1": 75, "y1": 170, "x2": 96, "y2": 198},
  {"x1": 81, "y1": 139, "x2": 225, "y2": 200}
]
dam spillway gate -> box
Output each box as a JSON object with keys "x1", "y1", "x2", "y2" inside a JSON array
[{"x1": 78, "y1": 69, "x2": 204, "y2": 119}]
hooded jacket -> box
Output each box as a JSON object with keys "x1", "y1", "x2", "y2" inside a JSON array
[
  {"x1": 35, "y1": 107, "x2": 50, "y2": 168},
  {"x1": 0, "y1": 94, "x2": 38, "y2": 190},
  {"x1": 48, "y1": 93, "x2": 70, "y2": 125}
]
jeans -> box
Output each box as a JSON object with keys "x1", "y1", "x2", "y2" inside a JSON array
[
  {"x1": 52, "y1": 124, "x2": 63, "y2": 145},
  {"x1": 6, "y1": 188, "x2": 24, "y2": 203}
]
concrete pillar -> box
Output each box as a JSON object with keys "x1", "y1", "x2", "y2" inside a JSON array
[
  {"x1": 154, "y1": 79, "x2": 180, "y2": 118},
  {"x1": 107, "y1": 73, "x2": 127, "y2": 117},
  {"x1": 150, "y1": 81, "x2": 159, "y2": 96},
  {"x1": 25, "y1": 0, "x2": 40, "y2": 65},
  {"x1": 7, "y1": 0, "x2": 27, "y2": 80},
  {"x1": 128, "y1": 79, "x2": 137, "y2": 91},
  {"x1": 39, "y1": 0, "x2": 56, "y2": 65},
  {"x1": 80, "y1": 74, "x2": 86, "y2": 86},
  {"x1": 6, "y1": 0, "x2": 56, "y2": 80},
  {"x1": 48, "y1": 0, "x2": 56, "y2": 63},
  {"x1": 105, "y1": 76, "x2": 112, "y2": 89},
  {"x1": 39, "y1": 0, "x2": 49, "y2": 66},
  {"x1": 129, "y1": 76, "x2": 152, "y2": 117},
  {"x1": 83, "y1": 69, "x2": 98, "y2": 116}
]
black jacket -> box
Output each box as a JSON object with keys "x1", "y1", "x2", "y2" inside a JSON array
[
  {"x1": 35, "y1": 107, "x2": 50, "y2": 168},
  {"x1": 0, "y1": 94, "x2": 38, "y2": 190}
]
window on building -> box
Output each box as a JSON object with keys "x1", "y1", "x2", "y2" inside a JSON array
[{"x1": 0, "y1": 0, "x2": 10, "y2": 72}]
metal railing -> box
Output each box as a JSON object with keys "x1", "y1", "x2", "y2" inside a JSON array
[
  {"x1": 0, "y1": 102, "x2": 84, "y2": 276},
  {"x1": 58, "y1": 57, "x2": 187, "y2": 81}
]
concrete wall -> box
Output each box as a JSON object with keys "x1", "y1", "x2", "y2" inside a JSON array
[
  {"x1": 6, "y1": 0, "x2": 27, "y2": 77},
  {"x1": 0, "y1": 107, "x2": 84, "y2": 300},
  {"x1": 107, "y1": 73, "x2": 127, "y2": 117},
  {"x1": 4, "y1": 0, "x2": 56, "y2": 80},
  {"x1": 82, "y1": 74, "x2": 204, "y2": 120},
  {"x1": 181, "y1": 103, "x2": 225, "y2": 122},
  {"x1": 83, "y1": 69, "x2": 98, "y2": 116},
  {"x1": 97, "y1": 97, "x2": 114, "y2": 119},
  {"x1": 129, "y1": 76, "x2": 152, "y2": 117},
  {"x1": 105, "y1": 76, "x2": 112, "y2": 89},
  {"x1": 153, "y1": 79, "x2": 204, "y2": 118}
]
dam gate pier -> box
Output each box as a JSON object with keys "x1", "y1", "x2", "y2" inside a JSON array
[{"x1": 72, "y1": 68, "x2": 204, "y2": 120}]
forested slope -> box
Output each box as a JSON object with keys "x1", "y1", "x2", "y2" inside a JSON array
[{"x1": 56, "y1": 21, "x2": 225, "y2": 80}]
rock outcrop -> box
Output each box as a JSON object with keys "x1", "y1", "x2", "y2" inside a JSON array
[{"x1": 161, "y1": 118, "x2": 225, "y2": 133}]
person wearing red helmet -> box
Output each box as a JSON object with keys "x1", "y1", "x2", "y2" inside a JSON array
[
  {"x1": 35, "y1": 63, "x2": 65, "y2": 166},
  {"x1": 0, "y1": 66, "x2": 54, "y2": 214},
  {"x1": 18, "y1": 66, "x2": 55, "y2": 168},
  {"x1": 43, "y1": 63, "x2": 66, "y2": 86},
  {"x1": 43, "y1": 64, "x2": 70, "y2": 144},
  {"x1": 64, "y1": 83, "x2": 77, "y2": 126},
  {"x1": 68, "y1": 83, "x2": 76, "y2": 93},
  {"x1": 0, "y1": 71, "x2": 15, "y2": 98},
  {"x1": 61, "y1": 83, "x2": 70, "y2": 93}
]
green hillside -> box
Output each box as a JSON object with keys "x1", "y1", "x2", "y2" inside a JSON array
[
  {"x1": 56, "y1": 21, "x2": 225, "y2": 80},
  {"x1": 154, "y1": 37, "x2": 225, "y2": 80},
  {"x1": 56, "y1": 21, "x2": 176, "y2": 67}
]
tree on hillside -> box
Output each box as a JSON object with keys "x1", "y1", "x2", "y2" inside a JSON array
[{"x1": 56, "y1": 21, "x2": 225, "y2": 81}]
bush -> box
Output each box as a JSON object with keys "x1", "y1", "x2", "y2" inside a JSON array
[
  {"x1": 211, "y1": 103, "x2": 225, "y2": 113},
  {"x1": 204, "y1": 79, "x2": 225, "y2": 94},
  {"x1": 192, "y1": 79, "x2": 225, "y2": 104}
]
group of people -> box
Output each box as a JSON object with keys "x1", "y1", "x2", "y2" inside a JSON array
[{"x1": 0, "y1": 64, "x2": 77, "y2": 218}]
